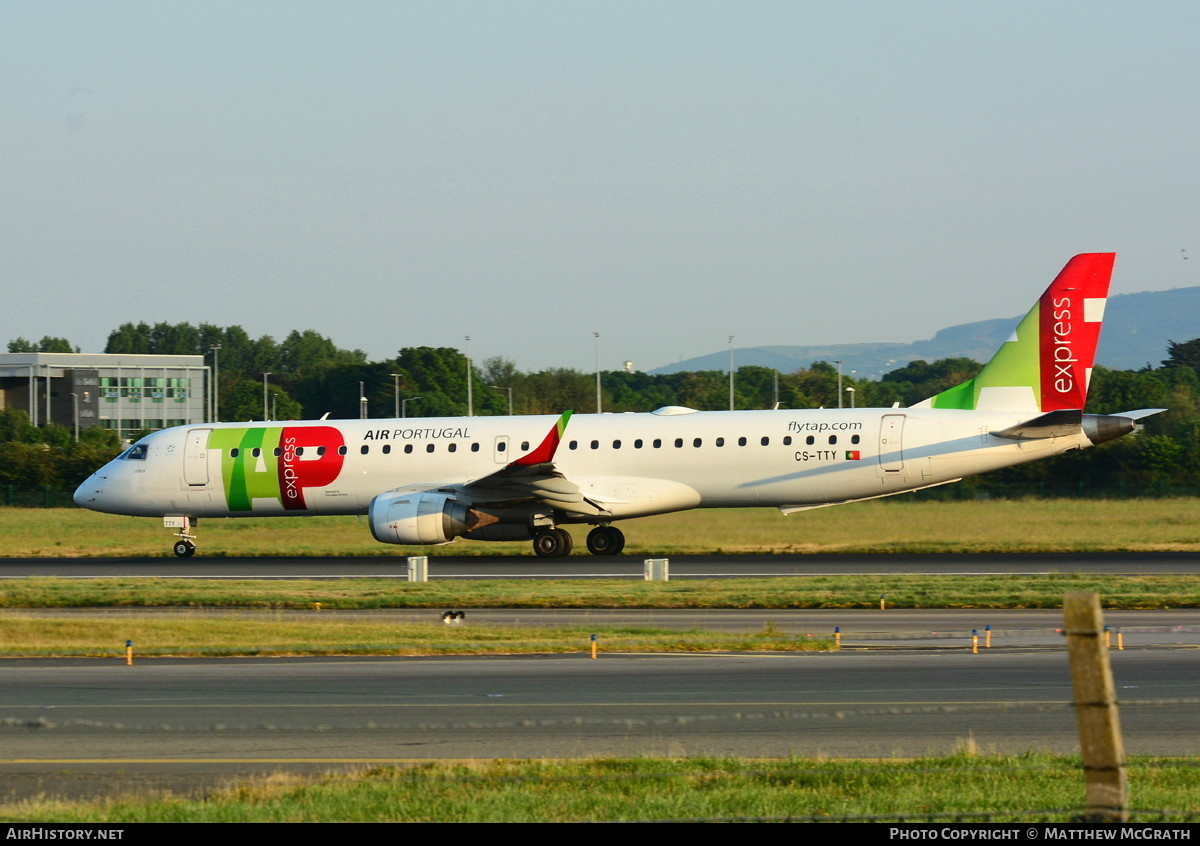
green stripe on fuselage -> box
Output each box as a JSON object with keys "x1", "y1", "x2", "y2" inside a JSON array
[{"x1": 208, "y1": 427, "x2": 284, "y2": 511}]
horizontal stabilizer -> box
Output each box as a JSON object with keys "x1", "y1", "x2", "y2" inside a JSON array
[
  {"x1": 991, "y1": 409, "x2": 1083, "y2": 440},
  {"x1": 1119, "y1": 408, "x2": 1168, "y2": 421}
]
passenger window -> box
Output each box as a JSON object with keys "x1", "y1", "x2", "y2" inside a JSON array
[
  {"x1": 851, "y1": 434, "x2": 860, "y2": 444},
  {"x1": 404, "y1": 444, "x2": 413, "y2": 454},
  {"x1": 568, "y1": 440, "x2": 578, "y2": 450},
  {"x1": 590, "y1": 440, "x2": 599, "y2": 449},
  {"x1": 634, "y1": 439, "x2": 643, "y2": 449},
  {"x1": 382, "y1": 444, "x2": 391, "y2": 455},
  {"x1": 674, "y1": 438, "x2": 683, "y2": 448},
  {"x1": 274, "y1": 447, "x2": 282, "y2": 457},
  {"x1": 296, "y1": 447, "x2": 304, "y2": 456},
  {"x1": 448, "y1": 443, "x2": 457, "y2": 453},
  {"x1": 653, "y1": 439, "x2": 662, "y2": 448},
  {"x1": 471, "y1": 443, "x2": 480, "y2": 452},
  {"x1": 715, "y1": 437, "x2": 724, "y2": 447},
  {"x1": 738, "y1": 437, "x2": 747, "y2": 446},
  {"x1": 316, "y1": 446, "x2": 326, "y2": 456},
  {"x1": 521, "y1": 441, "x2": 529, "y2": 451},
  {"x1": 360, "y1": 445, "x2": 369, "y2": 455},
  {"x1": 693, "y1": 438, "x2": 702, "y2": 448},
  {"x1": 252, "y1": 447, "x2": 262, "y2": 458},
  {"x1": 337, "y1": 446, "x2": 347, "y2": 456},
  {"x1": 230, "y1": 448, "x2": 239, "y2": 458},
  {"x1": 426, "y1": 444, "x2": 435, "y2": 453},
  {"x1": 613, "y1": 440, "x2": 621, "y2": 449},
  {"x1": 829, "y1": 435, "x2": 837, "y2": 445},
  {"x1": 760, "y1": 437, "x2": 769, "y2": 446},
  {"x1": 806, "y1": 436, "x2": 815, "y2": 445}
]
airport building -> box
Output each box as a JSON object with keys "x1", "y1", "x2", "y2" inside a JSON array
[{"x1": 0, "y1": 353, "x2": 208, "y2": 441}]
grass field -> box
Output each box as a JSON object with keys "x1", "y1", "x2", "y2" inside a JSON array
[
  {"x1": 3, "y1": 497, "x2": 1200, "y2": 557},
  {"x1": 0, "y1": 613, "x2": 835, "y2": 657},
  {"x1": 3, "y1": 573, "x2": 1198, "y2": 611},
  {"x1": 3, "y1": 756, "x2": 1196, "y2": 822}
]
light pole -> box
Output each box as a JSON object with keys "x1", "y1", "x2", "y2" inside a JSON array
[
  {"x1": 210, "y1": 344, "x2": 222, "y2": 421},
  {"x1": 71, "y1": 392, "x2": 79, "y2": 441},
  {"x1": 846, "y1": 386, "x2": 856, "y2": 409},
  {"x1": 490, "y1": 385, "x2": 513, "y2": 416},
  {"x1": 402, "y1": 396, "x2": 422, "y2": 418},
  {"x1": 594, "y1": 331, "x2": 601, "y2": 413},
  {"x1": 834, "y1": 360, "x2": 843, "y2": 409},
  {"x1": 391, "y1": 373, "x2": 400, "y2": 419},
  {"x1": 262, "y1": 372, "x2": 270, "y2": 421},
  {"x1": 359, "y1": 381, "x2": 367, "y2": 419},
  {"x1": 465, "y1": 336, "x2": 473, "y2": 416}
]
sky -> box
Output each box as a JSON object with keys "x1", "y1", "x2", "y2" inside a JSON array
[{"x1": 5, "y1": 1, "x2": 1200, "y2": 373}]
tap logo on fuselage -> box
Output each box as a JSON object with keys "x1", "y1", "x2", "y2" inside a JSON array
[{"x1": 208, "y1": 426, "x2": 345, "y2": 511}]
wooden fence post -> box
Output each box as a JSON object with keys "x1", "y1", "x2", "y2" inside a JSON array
[{"x1": 1063, "y1": 591, "x2": 1128, "y2": 822}]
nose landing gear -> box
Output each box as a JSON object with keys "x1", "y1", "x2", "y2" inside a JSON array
[{"x1": 164, "y1": 516, "x2": 198, "y2": 558}]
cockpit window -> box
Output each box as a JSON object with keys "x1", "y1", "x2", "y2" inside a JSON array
[{"x1": 123, "y1": 444, "x2": 149, "y2": 460}]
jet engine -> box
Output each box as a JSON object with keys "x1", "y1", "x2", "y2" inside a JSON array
[{"x1": 368, "y1": 491, "x2": 497, "y2": 545}]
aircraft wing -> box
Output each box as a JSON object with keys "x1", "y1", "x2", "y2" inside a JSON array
[{"x1": 456, "y1": 411, "x2": 605, "y2": 516}]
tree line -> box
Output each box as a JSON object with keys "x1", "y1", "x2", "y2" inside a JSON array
[{"x1": 4, "y1": 325, "x2": 1200, "y2": 496}]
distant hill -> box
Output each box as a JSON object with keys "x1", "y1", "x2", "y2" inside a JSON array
[{"x1": 649, "y1": 287, "x2": 1200, "y2": 378}]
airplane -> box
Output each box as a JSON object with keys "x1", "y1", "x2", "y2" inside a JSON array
[{"x1": 75, "y1": 253, "x2": 1162, "y2": 559}]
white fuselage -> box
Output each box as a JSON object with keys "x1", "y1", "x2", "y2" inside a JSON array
[{"x1": 75, "y1": 406, "x2": 1091, "y2": 523}]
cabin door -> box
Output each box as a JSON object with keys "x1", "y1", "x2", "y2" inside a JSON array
[
  {"x1": 878, "y1": 415, "x2": 906, "y2": 473},
  {"x1": 184, "y1": 428, "x2": 212, "y2": 487}
]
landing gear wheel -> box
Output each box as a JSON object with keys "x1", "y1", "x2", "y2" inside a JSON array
[
  {"x1": 173, "y1": 540, "x2": 196, "y2": 558},
  {"x1": 532, "y1": 527, "x2": 573, "y2": 558},
  {"x1": 586, "y1": 526, "x2": 625, "y2": 556}
]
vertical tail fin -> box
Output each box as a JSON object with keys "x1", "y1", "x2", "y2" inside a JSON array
[{"x1": 914, "y1": 253, "x2": 1114, "y2": 412}]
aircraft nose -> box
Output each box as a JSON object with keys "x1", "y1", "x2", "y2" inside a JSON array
[{"x1": 73, "y1": 476, "x2": 95, "y2": 507}]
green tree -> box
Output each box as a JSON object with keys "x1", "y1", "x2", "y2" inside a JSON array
[
  {"x1": 0, "y1": 409, "x2": 40, "y2": 443},
  {"x1": 7, "y1": 336, "x2": 77, "y2": 353},
  {"x1": 881, "y1": 357, "x2": 982, "y2": 407},
  {"x1": 1163, "y1": 338, "x2": 1200, "y2": 371}
]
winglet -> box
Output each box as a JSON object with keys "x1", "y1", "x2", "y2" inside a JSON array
[{"x1": 511, "y1": 411, "x2": 572, "y2": 467}]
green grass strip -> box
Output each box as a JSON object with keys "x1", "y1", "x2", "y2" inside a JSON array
[
  {"x1": 0, "y1": 614, "x2": 833, "y2": 657},
  {"x1": 3, "y1": 755, "x2": 1198, "y2": 822},
  {"x1": 2, "y1": 574, "x2": 1199, "y2": 610},
  {"x1": 3, "y1": 498, "x2": 1200, "y2": 557}
]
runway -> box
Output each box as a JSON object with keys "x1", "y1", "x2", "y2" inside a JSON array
[
  {"x1": 2, "y1": 550, "x2": 1199, "y2": 578},
  {"x1": 2, "y1": 645, "x2": 1198, "y2": 802},
  {"x1": 2, "y1": 552, "x2": 1197, "y2": 803}
]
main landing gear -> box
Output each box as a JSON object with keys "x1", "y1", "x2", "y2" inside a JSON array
[
  {"x1": 532, "y1": 527, "x2": 573, "y2": 558},
  {"x1": 165, "y1": 516, "x2": 198, "y2": 558},
  {"x1": 586, "y1": 525, "x2": 625, "y2": 556},
  {"x1": 530, "y1": 525, "x2": 625, "y2": 558}
]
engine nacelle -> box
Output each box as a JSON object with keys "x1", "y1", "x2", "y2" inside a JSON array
[{"x1": 369, "y1": 491, "x2": 493, "y2": 545}]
